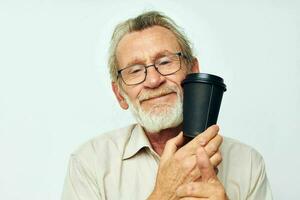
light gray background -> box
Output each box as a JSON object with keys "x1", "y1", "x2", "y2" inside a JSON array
[{"x1": 0, "y1": 0, "x2": 299, "y2": 199}]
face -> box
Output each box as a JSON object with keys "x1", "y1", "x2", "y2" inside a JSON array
[{"x1": 112, "y1": 26, "x2": 199, "y2": 132}]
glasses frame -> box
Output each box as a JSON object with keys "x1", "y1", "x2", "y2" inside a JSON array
[{"x1": 117, "y1": 52, "x2": 185, "y2": 86}]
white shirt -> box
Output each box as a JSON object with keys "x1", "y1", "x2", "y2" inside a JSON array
[{"x1": 62, "y1": 124, "x2": 273, "y2": 200}]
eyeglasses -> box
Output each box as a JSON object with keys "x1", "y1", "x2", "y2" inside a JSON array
[{"x1": 117, "y1": 52, "x2": 185, "y2": 86}]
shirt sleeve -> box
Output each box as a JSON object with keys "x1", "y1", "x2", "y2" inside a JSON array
[
  {"x1": 246, "y1": 150, "x2": 273, "y2": 200},
  {"x1": 61, "y1": 155, "x2": 102, "y2": 200}
]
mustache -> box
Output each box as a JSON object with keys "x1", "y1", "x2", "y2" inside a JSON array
[{"x1": 138, "y1": 85, "x2": 179, "y2": 102}]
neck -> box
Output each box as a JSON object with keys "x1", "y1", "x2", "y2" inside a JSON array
[{"x1": 144, "y1": 124, "x2": 183, "y2": 156}]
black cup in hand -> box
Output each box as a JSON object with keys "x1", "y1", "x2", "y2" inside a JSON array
[{"x1": 182, "y1": 73, "x2": 227, "y2": 138}]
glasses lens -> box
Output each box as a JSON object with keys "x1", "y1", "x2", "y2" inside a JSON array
[
  {"x1": 121, "y1": 64, "x2": 145, "y2": 85},
  {"x1": 156, "y1": 54, "x2": 181, "y2": 75},
  {"x1": 119, "y1": 52, "x2": 183, "y2": 85}
]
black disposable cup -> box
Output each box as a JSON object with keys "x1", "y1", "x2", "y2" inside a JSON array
[{"x1": 182, "y1": 73, "x2": 227, "y2": 138}]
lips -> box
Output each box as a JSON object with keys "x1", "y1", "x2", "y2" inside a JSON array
[
  {"x1": 140, "y1": 92, "x2": 176, "y2": 103},
  {"x1": 138, "y1": 85, "x2": 179, "y2": 103}
]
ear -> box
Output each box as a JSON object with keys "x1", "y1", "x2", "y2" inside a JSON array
[
  {"x1": 111, "y1": 82, "x2": 129, "y2": 110},
  {"x1": 191, "y1": 58, "x2": 200, "y2": 73}
]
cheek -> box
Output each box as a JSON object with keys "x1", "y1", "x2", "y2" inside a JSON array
[
  {"x1": 123, "y1": 86, "x2": 142, "y2": 102},
  {"x1": 170, "y1": 67, "x2": 188, "y2": 81},
  {"x1": 167, "y1": 73, "x2": 187, "y2": 88}
]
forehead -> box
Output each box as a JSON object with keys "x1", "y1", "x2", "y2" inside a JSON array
[{"x1": 116, "y1": 26, "x2": 181, "y2": 68}]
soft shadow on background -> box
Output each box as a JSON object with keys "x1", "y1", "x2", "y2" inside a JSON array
[{"x1": 0, "y1": 0, "x2": 299, "y2": 199}]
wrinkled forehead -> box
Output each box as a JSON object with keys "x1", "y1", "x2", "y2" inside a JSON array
[{"x1": 116, "y1": 26, "x2": 181, "y2": 69}]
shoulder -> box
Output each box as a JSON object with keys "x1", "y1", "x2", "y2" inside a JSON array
[
  {"x1": 220, "y1": 136, "x2": 267, "y2": 182},
  {"x1": 219, "y1": 137, "x2": 270, "y2": 197},
  {"x1": 219, "y1": 139, "x2": 273, "y2": 199},
  {"x1": 220, "y1": 136, "x2": 267, "y2": 181},
  {"x1": 221, "y1": 136, "x2": 264, "y2": 162},
  {"x1": 70, "y1": 124, "x2": 136, "y2": 163}
]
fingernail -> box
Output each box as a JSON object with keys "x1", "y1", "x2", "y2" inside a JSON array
[{"x1": 214, "y1": 125, "x2": 220, "y2": 131}]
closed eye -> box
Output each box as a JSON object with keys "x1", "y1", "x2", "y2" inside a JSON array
[
  {"x1": 127, "y1": 66, "x2": 144, "y2": 74},
  {"x1": 158, "y1": 60, "x2": 172, "y2": 65},
  {"x1": 130, "y1": 68, "x2": 143, "y2": 74}
]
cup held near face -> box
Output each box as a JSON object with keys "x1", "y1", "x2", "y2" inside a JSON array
[{"x1": 182, "y1": 73, "x2": 227, "y2": 138}]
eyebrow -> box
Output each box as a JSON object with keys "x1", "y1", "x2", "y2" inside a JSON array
[
  {"x1": 124, "y1": 50, "x2": 176, "y2": 68},
  {"x1": 125, "y1": 58, "x2": 146, "y2": 68}
]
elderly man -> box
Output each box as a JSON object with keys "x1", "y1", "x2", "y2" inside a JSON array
[{"x1": 62, "y1": 11, "x2": 272, "y2": 200}]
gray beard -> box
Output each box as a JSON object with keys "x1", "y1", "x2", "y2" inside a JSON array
[{"x1": 121, "y1": 87, "x2": 183, "y2": 133}]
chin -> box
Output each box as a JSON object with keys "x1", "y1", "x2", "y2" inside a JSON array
[
  {"x1": 143, "y1": 103, "x2": 174, "y2": 115},
  {"x1": 138, "y1": 103, "x2": 183, "y2": 133},
  {"x1": 142, "y1": 115, "x2": 183, "y2": 133}
]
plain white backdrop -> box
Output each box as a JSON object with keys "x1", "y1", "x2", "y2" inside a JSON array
[{"x1": 0, "y1": 0, "x2": 299, "y2": 199}]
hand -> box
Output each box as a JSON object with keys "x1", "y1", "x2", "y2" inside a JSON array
[
  {"x1": 148, "y1": 125, "x2": 223, "y2": 200},
  {"x1": 176, "y1": 146, "x2": 228, "y2": 200}
]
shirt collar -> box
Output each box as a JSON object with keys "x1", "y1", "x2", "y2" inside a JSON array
[{"x1": 122, "y1": 124, "x2": 153, "y2": 160}]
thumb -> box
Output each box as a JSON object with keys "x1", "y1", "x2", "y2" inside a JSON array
[{"x1": 161, "y1": 132, "x2": 184, "y2": 161}]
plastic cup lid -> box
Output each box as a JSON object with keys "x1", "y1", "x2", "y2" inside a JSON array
[{"x1": 182, "y1": 73, "x2": 227, "y2": 91}]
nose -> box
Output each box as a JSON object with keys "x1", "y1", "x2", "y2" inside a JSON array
[{"x1": 143, "y1": 65, "x2": 166, "y2": 88}]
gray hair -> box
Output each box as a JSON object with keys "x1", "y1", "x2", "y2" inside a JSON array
[{"x1": 108, "y1": 11, "x2": 195, "y2": 83}]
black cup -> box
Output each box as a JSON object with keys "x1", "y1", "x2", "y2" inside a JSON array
[{"x1": 182, "y1": 73, "x2": 227, "y2": 138}]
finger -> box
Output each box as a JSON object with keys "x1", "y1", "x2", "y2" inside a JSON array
[
  {"x1": 209, "y1": 150, "x2": 222, "y2": 167},
  {"x1": 193, "y1": 125, "x2": 219, "y2": 146},
  {"x1": 176, "y1": 182, "x2": 213, "y2": 198},
  {"x1": 204, "y1": 134, "x2": 223, "y2": 157},
  {"x1": 161, "y1": 132, "x2": 185, "y2": 160},
  {"x1": 180, "y1": 125, "x2": 219, "y2": 155},
  {"x1": 196, "y1": 146, "x2": 217, "y2": 182}
]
